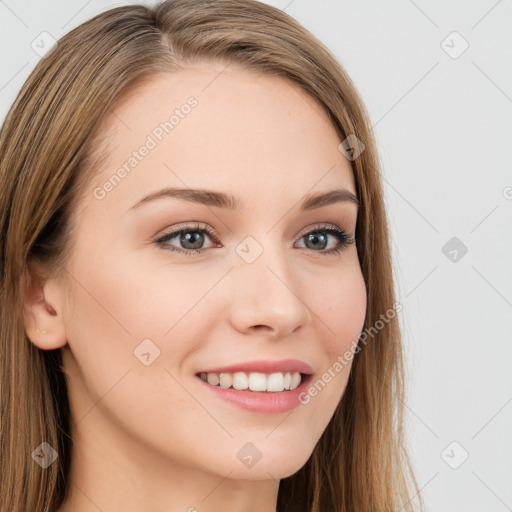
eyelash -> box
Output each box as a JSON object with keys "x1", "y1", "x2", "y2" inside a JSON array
[{"x1": 154, "y1": 222, "x2": 355, "y2": 257}]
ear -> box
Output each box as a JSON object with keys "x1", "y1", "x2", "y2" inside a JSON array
[{"x1": 23, "y1": 260, "x2": 67, "y2": 350}]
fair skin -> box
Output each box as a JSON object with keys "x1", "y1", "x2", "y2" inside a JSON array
[{"x1": 24, "y1": 63, "x2": 366, "y2": 512}]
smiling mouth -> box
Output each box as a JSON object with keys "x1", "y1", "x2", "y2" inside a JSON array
[{"x1": 195, "y1": 371, "x2": 311, "y2": 393}]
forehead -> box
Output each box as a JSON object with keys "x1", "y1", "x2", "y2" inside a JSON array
[{"x1": 82, "y1": 64, "x2": 356, "y2": 212}]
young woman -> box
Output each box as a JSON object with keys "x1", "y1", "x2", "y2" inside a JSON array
[{"x1": 0, "y1": 1, "x2": 423, "y2": 511}]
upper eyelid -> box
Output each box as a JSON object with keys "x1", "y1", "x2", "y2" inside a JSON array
[{"x1": 156, "y1": 222, "x2": 216, "y2": 240}]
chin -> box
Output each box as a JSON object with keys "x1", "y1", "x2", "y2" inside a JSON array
[
  {"x1": 226, "y1": 459, "x2": 307, "y2": 481},
  {"x1": 224, "y1": 444, "x2": 313, "y2": 481}
]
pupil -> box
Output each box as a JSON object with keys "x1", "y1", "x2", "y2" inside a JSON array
[
  {"x1": 181, "y1": 231, "x2": 204, "y2": 249},
  {"x1": 307, "y1": 233, "x2": 327, "y2": 250}
]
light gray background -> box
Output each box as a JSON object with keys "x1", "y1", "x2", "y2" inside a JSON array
[{"x1": 1, "y1": 1, "x2": 511, "y2": 511}]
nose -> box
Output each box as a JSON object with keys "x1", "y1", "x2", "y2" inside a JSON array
[{"x1": 228, "y1": 243, "x2": 312, "y2": 338}]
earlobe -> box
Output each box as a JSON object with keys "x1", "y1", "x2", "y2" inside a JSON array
[{"x1": 23, "y1": 264, "x2": 67, "y2": 350}]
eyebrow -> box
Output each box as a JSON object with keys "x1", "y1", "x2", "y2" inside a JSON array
[{"x1": 128, "y1": 187, "x2": 360, "y2": 212}]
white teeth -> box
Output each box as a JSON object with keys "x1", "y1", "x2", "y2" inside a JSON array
[
  {"x1": 267, "y1": 372, "x2": 285, "y2": 392},
  {"x1": 248, "y1": 372, "x2": 267, "y2": 391},
  {"x1": 289, "y1": 372, "x2": 301, "y2": 390},
  {"x1": 232, "y1": 372, "x2": 249, "y2": 390},
  {"x1": 200, "y1": 371, "x2": 304, "y2": 392},
  {"x1": 219, "y1": 373, "x2": 232, "y2": 389}
]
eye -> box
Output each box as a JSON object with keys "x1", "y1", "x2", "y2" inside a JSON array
[
  {"x1": 154, "y1": 222, "x2": 355, "y2": 256},
  {"x1": 154, "y1": 222, "x2": 220, "y2": 255},
  {"x1": 294, "y1": 223, "x2": 355, "y2": 255}
]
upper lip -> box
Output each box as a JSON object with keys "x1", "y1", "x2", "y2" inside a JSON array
[{"x1": 197, "y1": 358, "x2": 313, "y2": 375}]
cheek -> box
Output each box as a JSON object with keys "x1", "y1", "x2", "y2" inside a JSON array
[
  {"x1": 295, "y1": 263, "x2": 366, "y2": 433},
  {"x1": 61, "y1": 249, "x2": 227, "y2": 411},
  {"x1": 65, "y1": 244, "x2": 213, "y2": 341},
  {"x1": 314, "y1": 263, "x2": 367, "y2": 355}
]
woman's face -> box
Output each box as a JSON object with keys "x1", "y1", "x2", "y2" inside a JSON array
[{"x1": 51, "y1": 64, "x2": 367, "y2": 481}]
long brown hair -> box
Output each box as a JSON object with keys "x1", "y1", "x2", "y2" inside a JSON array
[{"x1": 0, "y1": 1, "x2": 424, "y2": 510}]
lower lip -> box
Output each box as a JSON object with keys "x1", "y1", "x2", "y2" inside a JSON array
[{"x1": 195, "y1": 374, "x2": 313, "y2": 414}]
